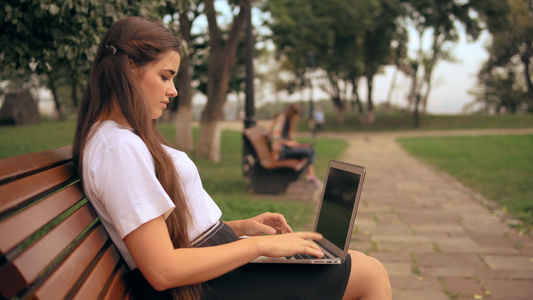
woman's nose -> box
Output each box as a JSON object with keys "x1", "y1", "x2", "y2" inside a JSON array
[{"x1": 168, "y1": 85, "x2": 178, "y2": 97}]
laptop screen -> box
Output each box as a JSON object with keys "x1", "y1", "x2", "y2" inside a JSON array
[{"x1": 315, "y1": 167, "x2": 361, "y2": 250}]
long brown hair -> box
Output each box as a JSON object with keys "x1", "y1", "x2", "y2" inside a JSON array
[
  {"x1": 282, "y1": 103, "x2": 301, "y2": 139},
  {"x1": 72, "y1": 16, "x2": 201, "y2": 300}
]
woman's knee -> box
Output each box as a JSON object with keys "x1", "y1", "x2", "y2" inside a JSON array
[
  {"x1": 351, "y1": 250, "x2": 388, "y2": 278},
  {"x1": 344, "y1": 250, "x2": 391, "y2": 299}
]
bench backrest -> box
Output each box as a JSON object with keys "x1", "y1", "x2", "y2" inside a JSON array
[
  {"x1": 0, "y1": 146, "x2": 136, "y2": 299},
  {"x1": 243, "y1": 126, "x2": 309, "y2": 172},
  {"x1": 243, "y1": 126, "x2": 274, "y2": 166}
]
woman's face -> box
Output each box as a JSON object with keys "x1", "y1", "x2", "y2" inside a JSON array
[
  {"x1": 292, "y1": 110, "x2": 300, "y2": 120},
  {"x1": 133, "y1": 51, "x2": 181, "y2": 119}
]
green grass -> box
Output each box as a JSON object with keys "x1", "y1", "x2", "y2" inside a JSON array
[
  {"x1": 0, "y1": 121, "x2": 347, "y2": 231},
  {"x1": 397, "y1": 135, "x2": 533, "y2": 232},
  {"x1": 0, "y1": 121, "x2": 77, "y2": 158},
  {"x1": 2, "y1": 115, "x2": 533, "y2": 231},
  {"x1": 304, "y1": 112, "x2": 533, "y2": 132},
  {"x1": 159, "y1": 126, "x2": 347, "y2": 230}
]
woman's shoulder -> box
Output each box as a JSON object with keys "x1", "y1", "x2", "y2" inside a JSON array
[{"x1": 87, "y1": 121, "x2": 146, "y2": 153}]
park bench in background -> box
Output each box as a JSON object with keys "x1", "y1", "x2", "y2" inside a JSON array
[
  {"x1": 243, "y1": 126, "x2": 308, "y2": 194},
  {"x1": 0, "y1": 146, "x2": 139, "y2": 299}
]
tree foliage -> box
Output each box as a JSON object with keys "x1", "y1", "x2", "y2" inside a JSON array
[
  {"x1": 471, "y1": 0, "x2": 533, "y2": 113},
  {"x1": 0, "y1": 0, "x2": 168, "y2": 117},
  {"x1": 263, "y1": 0, "x2": 488, "y2": 126},
  {"x1": 263, "y1": 0, "x2": 393, "y2": 122},
  {"x1": 1, "y1": 0, "x2": 531, "y2": 163},
  {"x1": 401, "y1": 0, "x2": 482, "y2": 126}
]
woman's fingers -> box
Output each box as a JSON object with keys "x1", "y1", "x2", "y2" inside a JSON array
[
  {"x1": 253, "y1": 212, "x2": 293, "y2": 234},
  {"x1": 259, "y1": 232, "x2": 324, "y2": 258}
]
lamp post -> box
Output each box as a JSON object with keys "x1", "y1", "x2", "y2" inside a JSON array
[
  {"x1": 244, "y1": 0, "x2": 255, "y2": 129},
  {"x1": 243, "y1": 0, "x2": 255, "y2": 177},
  {"x1": 305, "y1": 50, "x2": 315, "y2": 120}
]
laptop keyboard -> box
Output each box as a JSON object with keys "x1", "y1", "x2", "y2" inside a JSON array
[{"x1": 286, "y1": 252, "x2": 332, "y2": 260}]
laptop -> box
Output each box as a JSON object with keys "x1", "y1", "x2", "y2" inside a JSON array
[{"x1": 251, "y1": 160, "x2": 366, "y2": 264}]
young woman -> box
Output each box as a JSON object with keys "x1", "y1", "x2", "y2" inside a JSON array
[
  {"x1": 269, "y1": 104, "x2": 321, "y2": 185},
  {"x1": 73, "y1": 16, "x2": 391, "y2": 300}
]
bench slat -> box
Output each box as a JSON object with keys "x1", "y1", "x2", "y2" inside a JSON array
[
  {"x1": 101, "y1": 265, "x2": 130, "y2": 300},
  {"x1": 73, "y1": 245, "x2": 122, "y2": 300},
  {"x1": 0, "y1": 183, "x2": 84, "y2": 256},
  {"x1": 243, "y1": 126, "x2": 273, "y2": 166},
  {"x1": 0, "y1": 203, "x2": 97, "y2": 298},
  {"x1": 0, "y1": 162, "x2": 77, "y2": 214},
  {"x1": 0, "y1": 146, "x2": 142, "y2": 299},
  {"x1": 32, "y1": 225, "x2": 108, "y2": 299},
  {"x1": 0, "y1": 146, "x2": 72, "y2": 184},
  {"x1": 261, "y1": 158, "x2": 308, "y2": 171}
]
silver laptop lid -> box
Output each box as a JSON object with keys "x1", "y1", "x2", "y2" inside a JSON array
[{"x1": 313, "y1": 160, "x2": 366, "y2": 260}]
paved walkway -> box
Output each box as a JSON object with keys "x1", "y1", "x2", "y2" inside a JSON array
[
  {"x1": 317, "y1": 129, "x2": 533, "y2": 300},
  {"x1": 226, "y1": 119, "x2": 533, "y2": 299}
]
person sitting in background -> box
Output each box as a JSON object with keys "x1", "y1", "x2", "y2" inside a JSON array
[
  {"x1": 312, "y1": 105, "x2": 325, "y2": 136},
  {"x1": 270, "y1": 103, "x2": 322, "y2": 186}
]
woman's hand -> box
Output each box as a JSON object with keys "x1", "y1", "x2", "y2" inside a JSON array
[
  {"x1": 283, "y1": 139, "x2": 311, "y2": 148},
  {"x1": 226, "y1": 212, "x2": 293, "y2": 237},
  {"x1": 283, "y1": 140, "x2": 300, "y2": 148},
  {"x1": 256, "y1": 231, "x2": 325, "y2": 258}
]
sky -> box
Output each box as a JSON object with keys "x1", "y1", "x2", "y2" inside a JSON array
[
  {"x1": 366, "y1": 30, "x2": 491, "y2": 114},
  {"x1": 293, "y1": 27, "x2": 491, "y2": 115}
]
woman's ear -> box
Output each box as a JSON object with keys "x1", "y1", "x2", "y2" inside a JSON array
[{"x1": 130, "y1": 59, "x2": 138, "y2": 76}]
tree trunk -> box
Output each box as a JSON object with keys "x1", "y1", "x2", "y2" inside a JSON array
[
  {"x1": 366, "y1": 73, "x2": 375, "y2": 124},
  {"x1": 414, "y1": 94, "x2": 421, "y2": 127},
  {"x1": 521, "y1": 47, "x2": 533, "y2": 112},
  {"x1": 172, "y1": 8, "x2": 196, "y2": 149},
  {"x1": 422, "y1": 71, "x2": 433, "y2": 115},
  {"x1": 421, "y1": 51, "x2": 439, "y2": 115},
  {"x1": 327, "y1": 75, "x2": 344, "y2": 120},
  {"x1": 195, "y1": 51, "x2": 232, "y2": 159},
  {"x1": 333, "y1": 105, "x2": 345, "y2": 123},
  {"x1": 71, "y1": 79, "x2": 79, "y2": 108},
  {"x1": 409, "y1": 62, "x2": 420, "y2": 115},
  {"x1": 47, "y1": 75, "x2": 64, "y2": 120},
  {"x1": 194, "y1": 0, "x2": 247, "y2": 161},
  {"x1": 174, "y1": 105, "x2": 194, "y2": 152},
  {"x1": 385, "y1": 67, "x2": 398, "y2": 115},
  {"x1": 196, "y1": 119, "x2": 221, "y2": 162},
  {"x1": 174, "y1": 48, "x2": 194, "y2": 150},
  {"x1": 350, "y1": 77, "x2": 366, "y2": 125}
]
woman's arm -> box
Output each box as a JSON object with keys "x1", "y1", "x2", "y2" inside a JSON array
[
  {"x1": 124, "y1": 215, "x2": 323, "y2": 291},
  {"x1": 225, "y1": 212, "x2": 293, "y2": 237}
]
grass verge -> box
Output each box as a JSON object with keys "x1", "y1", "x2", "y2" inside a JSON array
[
  {"x1": 397, "y1": 134, "x2": 533, "y2": 232},
  {"x1": 0, "y1": 121, "x2": 348, "y2": 231},
  {"x1": 305, "y1": 113, "x2": 533, "y2": 132}
]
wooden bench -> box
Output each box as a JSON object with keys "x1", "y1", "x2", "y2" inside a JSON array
[
  {"x1": 243, "y1": 126, "x2": 309, "y2": 194},
  {"x1": 0, "y1": 146, "x2": 140, "y2": 299}
]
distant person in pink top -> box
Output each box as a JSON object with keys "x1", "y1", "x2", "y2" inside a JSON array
[{"x1": 269, "y1": 104, "x2": 321, "y2": 186}]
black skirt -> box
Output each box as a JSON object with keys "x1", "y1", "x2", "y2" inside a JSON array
[{"x1": 129, "y1": 222, "x2": 352, "y2": 300}]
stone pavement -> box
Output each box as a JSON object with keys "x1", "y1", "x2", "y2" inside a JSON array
[
  {"x1": 223, "y1": 120, "x2": 533, "y2": 299},
  {"x1": 318, "y1": 129, "x2": 533, "y2": 300}
]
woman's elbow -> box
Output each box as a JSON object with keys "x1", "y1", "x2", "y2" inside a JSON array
[
  {"x1": 141, "y1": 267, "x2": 181, "y2": 291},
  {"x1": 144, "y1": 273, "x2": 172, "y2": 291}
]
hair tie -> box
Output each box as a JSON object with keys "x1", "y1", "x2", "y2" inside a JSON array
[{"x1": 105, "y1": 42, "x2": 118, "y2": 56}]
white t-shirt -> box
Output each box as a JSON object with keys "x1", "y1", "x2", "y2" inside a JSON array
[{"x1": 82, "y1": 121, "x2": 222, "y2": 269}]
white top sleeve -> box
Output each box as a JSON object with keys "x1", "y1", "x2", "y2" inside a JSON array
[{"x1": 82, "y1": 121, "x2": 221, "y2": 269}]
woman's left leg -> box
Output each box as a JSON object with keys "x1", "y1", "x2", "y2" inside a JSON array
[
  {"x1": 283, "y1": 146, "x2": 321, "y2": 183},
  {"x1": 342, "y1": 250, "x2": 392, "y2": 300}
]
